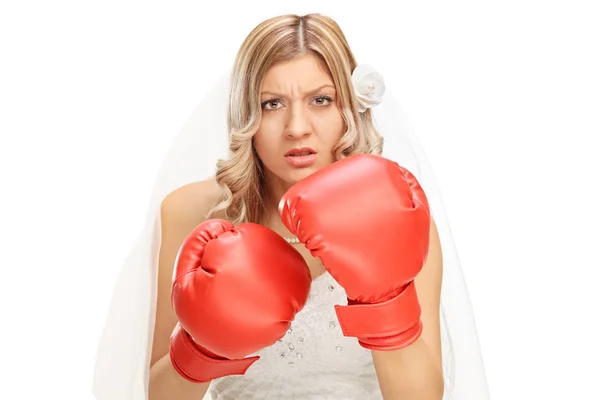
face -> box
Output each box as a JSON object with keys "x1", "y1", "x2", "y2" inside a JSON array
[{"x1": 253, "y1": 53, "x2": 346, "y2": 189}]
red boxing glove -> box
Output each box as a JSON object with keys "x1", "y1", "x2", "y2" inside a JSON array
[
  {"x1": 169, "y1": 219, "x2": 311, "y2": 383},
  {"x1": 279, "y1": 154, "x2": 431, "y2": 351}
]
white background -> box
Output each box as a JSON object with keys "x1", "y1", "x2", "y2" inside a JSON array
[{"x1": 1, "y1": 1, "x2": 599, "y2": 399}]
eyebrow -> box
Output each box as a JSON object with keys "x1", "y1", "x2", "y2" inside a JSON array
[{"x1": 260, "y1": 84, "x2": 336, "y2": 97}]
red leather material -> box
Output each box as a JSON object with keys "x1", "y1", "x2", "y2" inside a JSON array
[
  {"x1": 279, "y1": 154, "x2": 431, "y2": 350},
  {"x1": 334, "y1": 281, "x2": 423, "y2": 350},
  {"x1": 169, "y1": 219, "x2": 311, "y2": 382},
  {"x1": 169, "y1": 323, "x2": 259, "y2": 383}
]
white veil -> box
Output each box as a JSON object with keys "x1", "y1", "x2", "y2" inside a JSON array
[{"x1": 92, "y1": 70, "x2": 490, "y2": 399}]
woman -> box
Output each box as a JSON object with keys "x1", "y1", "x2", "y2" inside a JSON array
[{"x1": 93, "y1": 13, "x2": 489, "y2": 400}]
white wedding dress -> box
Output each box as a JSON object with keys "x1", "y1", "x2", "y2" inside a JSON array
[{"x1": 205, "y1": 272, "x2": 382, "y2": 400}]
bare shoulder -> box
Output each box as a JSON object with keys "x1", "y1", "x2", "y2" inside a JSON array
[{"x1": 160, "y1": 178, "x2": 223, "y2": 227}]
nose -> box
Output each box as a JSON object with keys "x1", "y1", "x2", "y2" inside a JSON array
[{"x1": 284, "y1": 103, "x2": 312, "y2": 139}]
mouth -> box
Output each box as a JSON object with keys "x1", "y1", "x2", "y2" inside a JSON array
[
  {"x1": 284, "y1": 147, "x2": 317, "y2": 157},
  {"x1": 284, "y1": 147, "x2": 318, "y2": 167}
]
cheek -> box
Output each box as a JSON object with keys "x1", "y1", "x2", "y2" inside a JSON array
[
  {"x1": 317, "y1": 111, "x2": 346, "y2": 147},
  {"x1": 253, "y1": 128, "x2": 280, "y2": 163}
]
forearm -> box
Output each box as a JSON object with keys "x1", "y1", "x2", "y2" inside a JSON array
[
  {"x1": 149, "y1": 353, "x2": 211, "y2": 400},
  {"x1": 371, "y1": 337, "x2": 444, "y2": 400}
]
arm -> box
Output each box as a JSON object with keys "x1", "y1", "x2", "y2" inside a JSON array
[
  {"x1": 149, "y1": 355, "x2": 210, "y2": 400},
  {"x1": 150, "y1": 179, "x2": 311, "y2": 399},
  {"x1": 148, "y1": 180, "x2": 219, "y2": 400},
  {"x1": 278, "y1": 155, "x2": 445, "y2": 399},
  {"x1": 372, "y1": 218, "x2": 445, "y2": 400}
]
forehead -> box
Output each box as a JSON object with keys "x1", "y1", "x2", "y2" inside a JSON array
[{"x1": 262, "y1": 54, "x2": 333, "y2": 89}]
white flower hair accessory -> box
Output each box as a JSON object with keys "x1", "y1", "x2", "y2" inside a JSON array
[{"x1": 351, "y1": 64, "x2": 385, "y2": 113}]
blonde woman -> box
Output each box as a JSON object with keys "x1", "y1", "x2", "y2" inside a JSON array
[{"x1": 93, "y1": 13, "x2": 489, "y2": 400}]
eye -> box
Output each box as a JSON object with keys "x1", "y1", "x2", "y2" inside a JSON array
[
  {"x1": 261, "y1": 99, "x2": 283, "y2": 110},
  {"x1": 312, "y1": 96, "x2": 333, "y2": 106}
]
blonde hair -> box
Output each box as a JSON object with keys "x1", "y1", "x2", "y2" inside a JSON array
[{"x1": 209, "y1": 13, "x2": 383, "y2": 225}]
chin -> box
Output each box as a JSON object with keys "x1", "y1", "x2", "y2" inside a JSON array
[
  {"x1": 269, "y1": 157, "x2": 334, "y2": 187},
  {"x1": 284, "y1": 168, "x2": 315, "y2": 183},
  {"x1": 281, "y1": 164, "x2": 323, "y2": 185}
]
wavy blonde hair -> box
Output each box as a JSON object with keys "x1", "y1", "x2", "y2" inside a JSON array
[{"x1": 209, "y1": 13, "x2": 383, "y2": 225}]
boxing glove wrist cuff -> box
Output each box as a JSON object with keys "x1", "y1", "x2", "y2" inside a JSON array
[
  {"x1": 334, "y1": 281, "x2": 422, "y2": 350},
  {"x1": 169, "y1": 324, "x2": 259, "y2": 383}
]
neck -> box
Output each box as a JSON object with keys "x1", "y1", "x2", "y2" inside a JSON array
[
  {"x1": 261, "y1": 170, "x2": 296, "y2": 239},
  {"x1": 263, "y1": 168, "x2": 293, "y2": 206}
]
